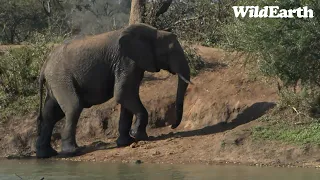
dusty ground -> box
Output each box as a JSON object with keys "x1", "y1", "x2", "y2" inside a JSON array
[{"x1": 2, "y1": 45, "x2": 320, "y2": 168}]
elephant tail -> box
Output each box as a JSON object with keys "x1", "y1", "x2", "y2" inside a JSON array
[{"x1": 37, "y1": 73, "x2": 45, "y2": 136}]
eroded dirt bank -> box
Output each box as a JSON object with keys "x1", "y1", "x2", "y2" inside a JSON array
[{"x1": 2, "y1": 46, "x2": 320, "y2": 168}]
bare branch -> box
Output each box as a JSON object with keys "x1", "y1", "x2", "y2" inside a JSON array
[
  {"x1": 103, "y1": 2, "x2": 117, "y2": 17},
  {"x1": 42, "y1": 0, "x2": 51, "y2": 16},
  {"x1": 42, "y1": 0, "x2": 63, "y2": 16},
  {"x1": 172, "y1": 15, "x2": 204, "y2": 26},
  {"x1": 15, "y1": 174, "x2": 23, "y2": 180},
  {"x1": 155, "y1": 0, "x2": 172, "y2": 17},
  {"x1": 52, "y1": 0, "x2": 63, "y2": 9}
]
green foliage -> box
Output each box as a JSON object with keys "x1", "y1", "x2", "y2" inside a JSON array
[
  {"x1": 0, "y1": 33, "x2": 56, "y2": 119},
  {"x1": 218, "y1": 0, "x2": 320, "y2": 121},
  {"x1": 252, "y1": 87, "x2": 320, "y2": 145},
  {"x1": 68, "y1": 0, "x2": 130, "y2": 35},
  {"x1": 151, "y1": 0, "x2": 236, "y2": 46},
  {"x1": 222, "y1": 0, "x2": 320, "y2": 88},
  {"x1": 183, "y1": 45, "x2": 206, "y2": 76},
  {"x1": 0, "y1": 0, "x2": 48, "y2": 44},
  {"x1": 0, "y1": 0, "x2": 130, "y2": 44},
  {"x1": 252, "y1": 121, "x2": 320, "y2": 145}
]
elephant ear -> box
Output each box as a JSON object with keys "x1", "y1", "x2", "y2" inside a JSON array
[{"x1": 119, "y1": 32, "x2": 159, "y2": 72}]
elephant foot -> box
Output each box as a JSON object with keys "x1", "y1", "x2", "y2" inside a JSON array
[
  {"x1": 36, "y1": 146, "x2": 58, "y2": 159},
  {"x1": 58, "y1": 143, "x2": 81, "y2": 157},
  {"x1": 58, "y1": 147, "x2": 82, "y2": 158},
  {"x1": 116, "y1": 135, "x2": 135, "y2": 147},
  {"x1": 130, "y1": 130, "x2": 149, "y2": 141}
]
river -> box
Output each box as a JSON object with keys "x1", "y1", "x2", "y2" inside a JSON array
[{"x1": 0, "y1": 159, "x2": 320, "y2": 179}]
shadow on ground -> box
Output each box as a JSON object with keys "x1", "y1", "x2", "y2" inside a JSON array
[
  {"x1": 54, "y1": 141, "x2": 118, "y2": 158},
  {"x1": 149, "y1": 101, "x2": 276, "y2": 141},
  {"x1": 204, "y1": 61, "x2": 228, "y2": 70}
]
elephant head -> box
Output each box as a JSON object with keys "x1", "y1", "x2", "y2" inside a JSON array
[{"x1": 119, "y1": 23, "x2": 191, "y2": 129}]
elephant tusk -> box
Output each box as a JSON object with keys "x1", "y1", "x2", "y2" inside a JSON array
[{"x1": 178, "y1": 74, "x2": 194, "y2": 85}]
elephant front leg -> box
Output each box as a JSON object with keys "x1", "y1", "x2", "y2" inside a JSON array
[
  {"x1": 114, "y1": 69, "x2": 149, "y2": 143},
  {"x1": 130, "y1": 111, "x2": 149, "y2": 141},
  {"x1": 116, "y1": 96, "x2": 149, "y2": 142},
  {"x1": 116, "y1": 106, "x2": 135, "y2": 147}
]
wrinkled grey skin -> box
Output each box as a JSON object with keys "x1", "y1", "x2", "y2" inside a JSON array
[{"x1": 36, "y1": 23, "x2": 191, "y2": 158}]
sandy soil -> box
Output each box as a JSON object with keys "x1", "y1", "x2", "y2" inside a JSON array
[{"x1": 2, "y1": 45, "x2": 320, "y2": 168}]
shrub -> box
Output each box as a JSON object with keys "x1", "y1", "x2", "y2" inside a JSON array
[
  {"x1": 149, "y1": 0, "x2": 236, "y2": 46},
  {"x1": 183, "y1": 45, "x2": 206, "y2": 76},
  {"x1": 0, "y1": 33, "x2": 56, "y2": 118},
  {"x1": 220, "y1": 0, "x2": 320, "y2": 115},
  {"x1": 222, "y1": 0, "x2": 320, "y2": 88}
]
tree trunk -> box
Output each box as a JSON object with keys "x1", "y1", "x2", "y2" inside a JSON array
[
  {"x1": 128, "y1": 0, "x2": 172, "y2": 26},
  {"x1": 129, "y1": 0, "x2": 146, "y2": 25}
]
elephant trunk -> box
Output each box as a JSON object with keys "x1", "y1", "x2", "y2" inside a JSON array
[{"x1": 169, "y1": 57, "x2": 190, "y2": 129}]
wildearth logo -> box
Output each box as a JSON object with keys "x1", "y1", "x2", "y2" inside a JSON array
[{"x1": 232, "y1": 6, "x2": 314, "y2": 18}]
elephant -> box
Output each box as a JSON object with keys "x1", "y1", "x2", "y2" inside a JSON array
[{"x1": 35, "y1": 23, "x2": 191, "y2": 158}]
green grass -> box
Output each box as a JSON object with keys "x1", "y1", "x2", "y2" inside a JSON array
[
  {"x1": 183, "y1": 45, "x2": 206, "y2": 76},
  {"x1": 0, "y1": 43, "x2": 45, "y2": 121},
  {"x1": 252, "y1": 120, "x2": 320, "y2": 145},
  {"x1": 0, "y1": 95, "x2": 38, "y2": 121},
  {"x1": 251, "y1": 85, "x2": 320, "y2": 145}
]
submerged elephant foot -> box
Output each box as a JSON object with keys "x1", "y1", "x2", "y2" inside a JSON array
[
  {"x1": 36, "y1": 146, "x2": 58, "y2": 159},
  {"x1": 116, "y1": 136, "x2": 135, "y2": 147},
  {"x1": 130, "y1": 130, "x2": 149, "y2": 141}
]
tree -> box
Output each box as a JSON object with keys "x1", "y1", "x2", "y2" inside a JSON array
[
  {"x1": 0, "y1": 0, "x2": 48, "y2": 44},
  {"x1": 129, "y1": 0, "x2": 146, "y2": 25},
  {"x1": 128, "y1": 0, "x2": 173, "y2": 25}
]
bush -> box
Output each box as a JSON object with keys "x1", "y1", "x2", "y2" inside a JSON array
[
  {"x1": 0, "y1": 0, "x2": 48, "y2": 44},
  {"x1": 183, "y1": 45, "x2": 206, "y2": 76},
  {"x1": 149, "y1": 0, "x2": 236, "y2": 46},
  {"x1": 219, "y1": 0, "x2": 320, "y2": 116},
  {"x1": 222, "y1": 0, "x2": 320, "y2": 88},
  {"x1": 0, "y1": 33, "x2": 57, "y2": 118}
]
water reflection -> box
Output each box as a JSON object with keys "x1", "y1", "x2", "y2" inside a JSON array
[{"x1": 0, "y1": 159, "x2": 320, "y2": 180}]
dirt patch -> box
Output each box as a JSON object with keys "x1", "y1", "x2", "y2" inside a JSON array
[{"x1": 3, "y1": 45, "x2": 320, "y2": 168}]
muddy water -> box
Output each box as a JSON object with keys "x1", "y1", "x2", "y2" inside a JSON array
[{"x1": 0, "y1": 159, "x2": 320, "y2": 180}]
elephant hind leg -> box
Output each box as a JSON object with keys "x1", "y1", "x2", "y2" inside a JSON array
[
  {"x1": 36, "y1": 95, "x2": 65, "y2": 158},
  {"x1": 60, "y1": 106, "x2": 82, "y2": 156},
  {"x1": 51, "y1": 81, "x2": 83, "y2": 157}
]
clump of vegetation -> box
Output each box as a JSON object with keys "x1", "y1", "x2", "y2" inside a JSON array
[
  {"x1": 0, "y1": 0, "x2": 131, "y2": 45},
  {"x1": 0, "y1": 33, "x2": 58, "y2": 119},
  {"x1": 215, "y1": 0, "x2": 320, "y2": 144},
  {"x1": 224, "y1": 0, "x2": 320, "y2": 87},
  {"x1": 252, "y1": 122, "x2": 320, "y2": 145},
  {"x1": 183, "y1": 45, "x2": 206, "y2": 76},
  {"x1": 221, "y1": 0, "x2": 320, "y2": 118},
  {"x1": 149, "y1": 0, "x2": 236, "y2": 46}
]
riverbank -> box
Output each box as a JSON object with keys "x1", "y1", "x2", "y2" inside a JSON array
[{"x1": 2, "y1": 45, "x2": 320, "y2": 168}]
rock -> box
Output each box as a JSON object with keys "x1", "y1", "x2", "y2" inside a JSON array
[
  {"x1": 130, "y1": 143, "x2": 138, "y2": 148},
  {"x1": 152, "y1": 151, "x2": 161, "y2": 156},
  {"x1": 135, "y1": 160, "x2": 143, "y2": 164}
]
